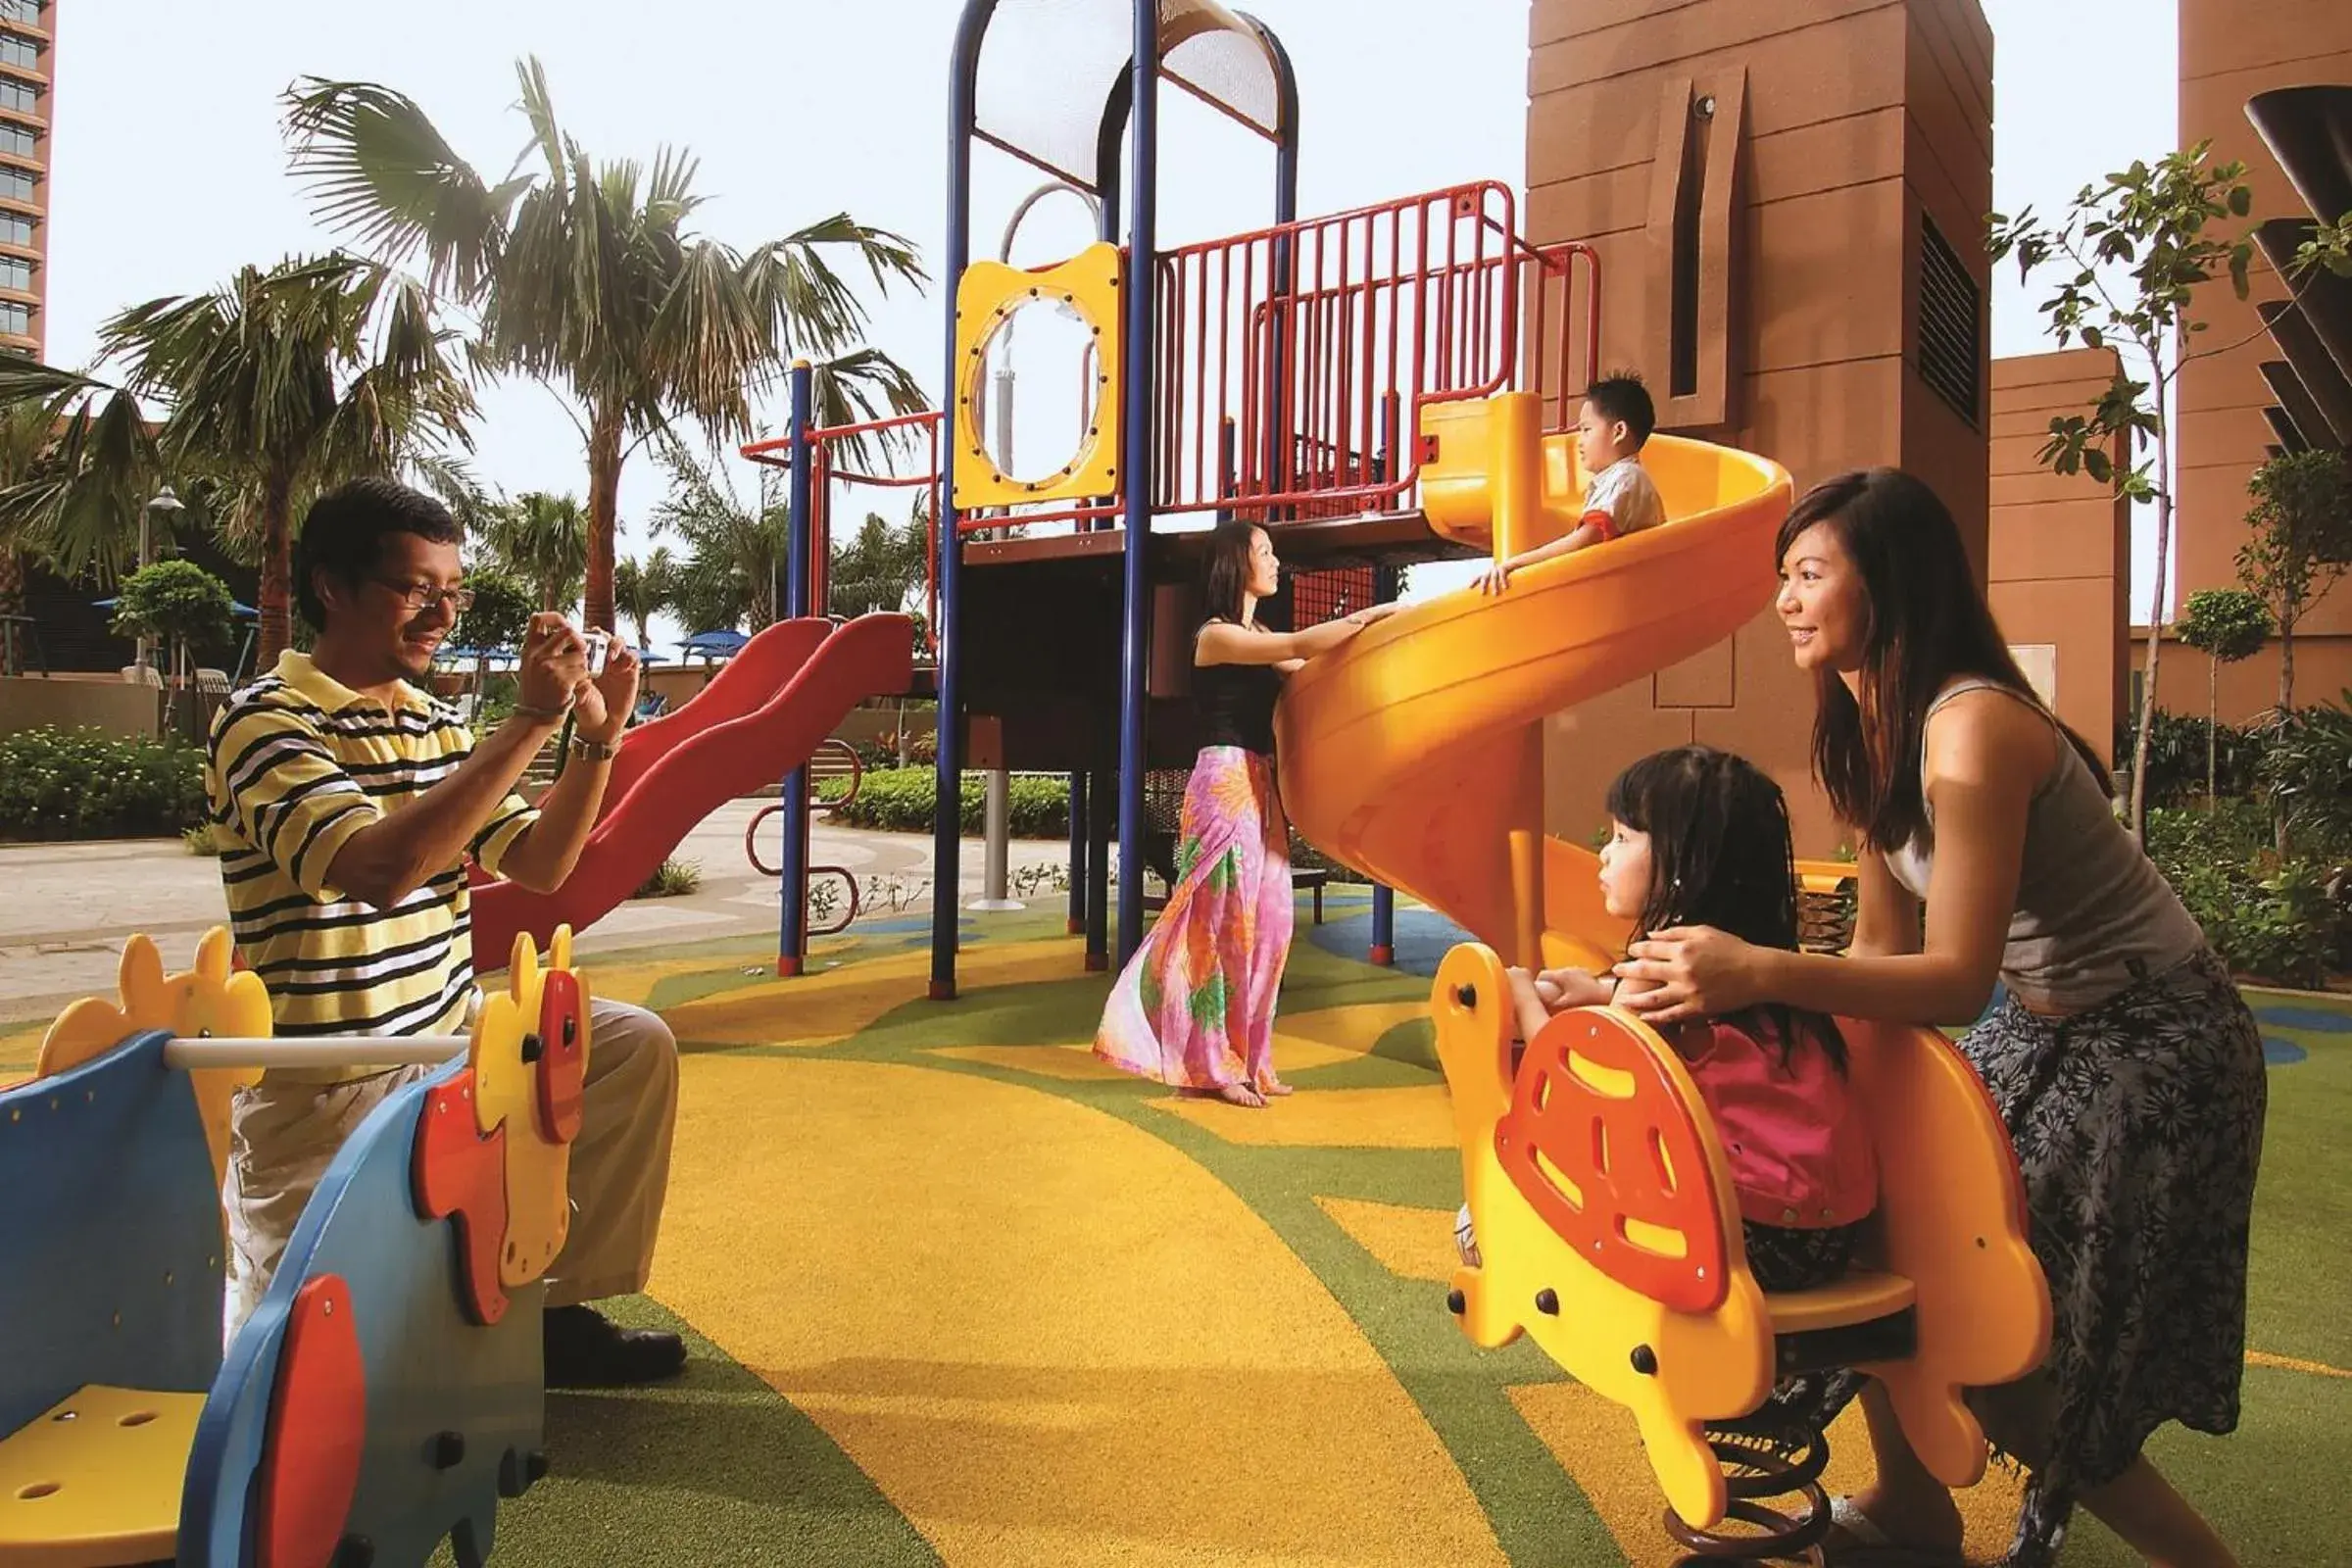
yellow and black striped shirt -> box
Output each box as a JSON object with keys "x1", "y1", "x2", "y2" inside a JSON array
[{"x1": 206, "y1": 652, "x2": 536, "y2": 1070}]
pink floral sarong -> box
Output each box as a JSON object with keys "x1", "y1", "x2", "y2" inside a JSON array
[{"x1": 1094, "y1": 747, "x2": 1294, "y2": 1092}]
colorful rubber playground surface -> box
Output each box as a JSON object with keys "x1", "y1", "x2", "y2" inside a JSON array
[{"x1": 4, "y1": 890, "x2": 2342, "y2": 1567}]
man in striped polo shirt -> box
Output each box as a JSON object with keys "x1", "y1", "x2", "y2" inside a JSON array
[{"x1": 209, "y1": 477, "x2": 682, "y2": 1386}]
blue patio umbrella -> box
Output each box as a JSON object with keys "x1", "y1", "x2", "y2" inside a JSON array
[
  {"x1": 93, "y1": 596, "x2": 259, "y2": 617},
  {"x1": 677, "y1": 629, "x2": 749, "y2": 660}
]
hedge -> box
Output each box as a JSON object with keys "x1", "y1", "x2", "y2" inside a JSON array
[
  {"x1": 0, "y1": 726, "x2": 211, "y2": 841},
  {"x1": 826, "y1": 767, "x2": 1069, "y2": 838}
]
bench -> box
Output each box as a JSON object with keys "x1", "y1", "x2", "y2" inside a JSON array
[
  {"x1": 1292, "y1": 865, "x2": 1329, "y2": 923},
  {"x1": 1136, "y1": 834, "x2": 1334, "y2": 925}
]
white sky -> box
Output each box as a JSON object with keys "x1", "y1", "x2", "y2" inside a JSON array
[{"x1": 44, "y1": 0, "x2": 2178, "y2": 634}]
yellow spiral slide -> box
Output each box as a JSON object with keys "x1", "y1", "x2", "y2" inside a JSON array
[{"x1": 1275, "y1": 391, "x2": 1795, "y2": 973}]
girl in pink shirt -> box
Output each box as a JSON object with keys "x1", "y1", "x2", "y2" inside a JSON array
[{"x1": 1457, "y1": 745, "x2": 1878, "y2": 1292}]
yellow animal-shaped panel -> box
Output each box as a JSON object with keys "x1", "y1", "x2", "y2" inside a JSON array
[
  {"x1": 36, "y1": 928, "x2": 268, "y2": 1184},
  {"x1": 471, "y1": 927, "x2": 591, "y2": 1287},
  {"x1": 1430, "y1": 943, "x2": 1772, "y2": 1531}
]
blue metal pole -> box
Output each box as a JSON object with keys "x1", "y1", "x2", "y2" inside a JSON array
[
  {"x1": 777, "y1": 361, "x2": 815, "y2": 976},
  {"x1": 1112, "y1": 0, "x2": 1160, "y2": 965},
  {"x1": 932, "y1": 6, "x2": 993, "y2": 1002},
  {"x1": 1087, "y1": 767, "x2": 1113, "y2": 970}
]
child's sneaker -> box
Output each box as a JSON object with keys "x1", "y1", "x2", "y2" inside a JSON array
[{"x1": 1453, "y1": 1202, "x2": 1481, "y2": 1268}]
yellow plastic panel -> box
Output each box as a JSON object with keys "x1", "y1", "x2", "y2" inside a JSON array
[
  {"x1": 951, "y1": 242, "x2": 1123, "y2": 511},
  {"x1": 0, "y1": 1385, "x2": 204, "y2": 1567},
  {"x1": 471, "y1": 927, "x2": 585, "y2": 1287},
  {"x1": 1840, "y1": 1016, "x2": 2053, "y2": 1487},
  {"x1": 35, "y1": 928, "x2": 268, "y2": 1187}
]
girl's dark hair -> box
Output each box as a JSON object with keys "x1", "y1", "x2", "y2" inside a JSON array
[
  {"x1": 1606, "y1": 745, "x2": 1844, "y2": 1071},
  {"x1": 1776, "y1": 467, "x2": 2108, "y2": 853},
  {"x1": 1200, "y1": 519, "x2": 1262, "y2": 626}
]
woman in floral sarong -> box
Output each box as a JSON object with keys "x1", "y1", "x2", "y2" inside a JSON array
[{"x1": 1094, "y1": 521, "x2": 1398, "y2": 1106}]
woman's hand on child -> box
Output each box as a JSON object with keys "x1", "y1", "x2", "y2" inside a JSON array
[{"x1": 1611, "y1": 926, "x2": 1767, "y2": 1023}]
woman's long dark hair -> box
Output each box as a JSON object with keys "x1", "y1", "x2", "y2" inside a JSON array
[
  {"x1": 1200, "y1": 519, "x2": 1262, "y2": 627},
  {"x1": 1776, "y1": 467, "x2": 2108, "y2": 853},
  {"x1": 1607, "y1": 746, "x2": 1844, "y2": 1070}
]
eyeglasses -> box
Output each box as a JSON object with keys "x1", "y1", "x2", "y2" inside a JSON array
[{"x1": 373, "y1": 579, "x2": 475, "y2": 614}]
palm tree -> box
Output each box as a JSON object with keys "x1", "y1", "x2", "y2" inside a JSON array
[
  {"x1": 829, "y1": 503, "x2": 928, "y2": 619},
  {"x1": 283, "y1": 58, "x2": 927, "y2": 633},
  {"x1": 0, "y1": 362, "x2": 166, "y2": 593},
  {"x1": 0, "y1": 256, "x2": 474, "y2": 662},
  {"x1": 479, "y1": 488, "x2": 588, "y2": 612},
  {"x1": 0, "y1": 390, "x2": 64, "y2": 621},
  {"x1": 613, "y1": 547, "x2": 673, "y2": 651},
  {"x1": 650, "y1": 446, "x2": 789, "y2": 631}
]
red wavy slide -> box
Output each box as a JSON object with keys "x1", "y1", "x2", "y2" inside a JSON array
[{"x1": 468, "y1": 613, "x2": 914, "y2": 969}]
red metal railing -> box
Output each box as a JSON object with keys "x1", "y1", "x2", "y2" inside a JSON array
[
  {"x1": 749, "y1": 179, "x2": 1602, "y2": 602},
  {"x1": 745, "y1": 409, "x2": 943, "y2": 655}
]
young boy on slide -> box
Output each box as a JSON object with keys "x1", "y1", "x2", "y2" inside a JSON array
[{"x1": 1476, "y1": 370, "x2": 1664, "y2": 594}]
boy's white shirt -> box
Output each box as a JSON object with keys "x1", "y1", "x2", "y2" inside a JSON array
[{"x1": 1583, "y1": 455, "x2": 1665, "y2": 537}]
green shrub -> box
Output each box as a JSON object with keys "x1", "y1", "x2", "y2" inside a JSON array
[
  {"x1": 182, "y1": 822, "x2": 222, "y2": 857},
  {"x1": 2252, "y1": 695, "x2": 2352, "y2": 860},
  {"x1": 632, "y1": 858, "x2": 703, "y2": 899},
  {"x1": 2145, "y1": 803, "x2": 2339, "y2": 986},
  {"x1": 828, "y1": 767, "x2": 1068, "y2": 837},
  {"x1": 2120, "y1": 709, "x2": 2262, "y2": 808},
  {"x1": 0, "y1": 727, "x2": 210, "y2": 841}
]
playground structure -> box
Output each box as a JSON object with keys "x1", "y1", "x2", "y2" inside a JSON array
[
  {"x1": 0, "y1": 926, "x2": 591, "y2": 1567},
  {"x1": 738, "y1": 0, "x2": 1620, "y2": 995}
]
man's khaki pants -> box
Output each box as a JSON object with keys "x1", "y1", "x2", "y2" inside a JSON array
[{"x1": 221, "y1": 999, "x2": 678, "y2": 1341}]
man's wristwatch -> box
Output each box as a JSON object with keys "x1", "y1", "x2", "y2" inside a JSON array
[{"x1": 566, "y1": 733, "x2": 616, "y2": 764}]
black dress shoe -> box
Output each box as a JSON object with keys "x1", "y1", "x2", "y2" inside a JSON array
[{"x1": 543, "y1": 1304, "x2": 688, "y2": 1388}]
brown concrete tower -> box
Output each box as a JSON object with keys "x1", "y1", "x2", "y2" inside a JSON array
[
  {"x1": 1525, "y1": 0, "x2": 1994, "y2": 852},
  {"x1": 2167, "y1": 0, "x2": 2352, "y2": 722}
]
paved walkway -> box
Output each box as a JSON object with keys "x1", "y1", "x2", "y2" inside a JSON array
[{"x1": 0, "y1": 800, "x2": 1071, "y2": 1025}]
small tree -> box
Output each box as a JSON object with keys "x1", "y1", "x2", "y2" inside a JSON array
[
  {"x1": 112, "y1": 560, "x2": 237, "y2": 733},
  {"x1": 613, "y1": 549, "x2": 675, "y2": 653},
  {"x1": 2235, "y1": 448, "x2": 2352, "y2": 714},
  {"x1": 829, "y1": 507, "x2": 928, "y2": 619},
  {"x1": 452, "y1": 567, "x2": 535, "y2": 707},
  {"x1": 2176, "y1": 587, "x2": 2272, "y2": 808},
  {"x1": 479, "y1": 489, "x2": 588, "y2": 612},
  {"x1": 1988, "y1": 144, "x2": 2257, "y2": 836}
]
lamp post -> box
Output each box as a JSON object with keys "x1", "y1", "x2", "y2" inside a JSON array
[
  {"x1": 972, "y1": 178, "x2": 1102, "y2": 914},
  {"x1": 137, "y1": 485, "x2": 182, "y2": 675}
]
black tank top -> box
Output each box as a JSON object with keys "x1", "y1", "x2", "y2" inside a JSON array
[{"x1": 1193, "y1": 630, "x2": 1282, "y2": 757}]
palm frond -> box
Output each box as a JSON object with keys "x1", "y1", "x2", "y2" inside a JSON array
[
  {"x1": 283, "y1": 77, "x2": 513, "y2": 301},
  {"x1": 809, "y1": 348, "x2": 931, "y2": 468},
  {"x1": 775, "y1": 213, "x2": 929, "y2": 294},
  {"x1": 0, "y1": 389, "x2": 164, "y2": 580}
]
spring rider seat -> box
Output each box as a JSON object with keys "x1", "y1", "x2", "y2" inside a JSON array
[{"x1": 1432, "y1": 942, "x2": 2051, "y2": 1564}]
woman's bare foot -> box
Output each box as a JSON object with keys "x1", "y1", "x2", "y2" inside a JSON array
[
  {"x1": 1215, "y1": 1082, "x2": 1267, "y2": 1107},
  {"x1": 1259, "y1": 1078, "x2": 1295, "y2": 1097}
]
